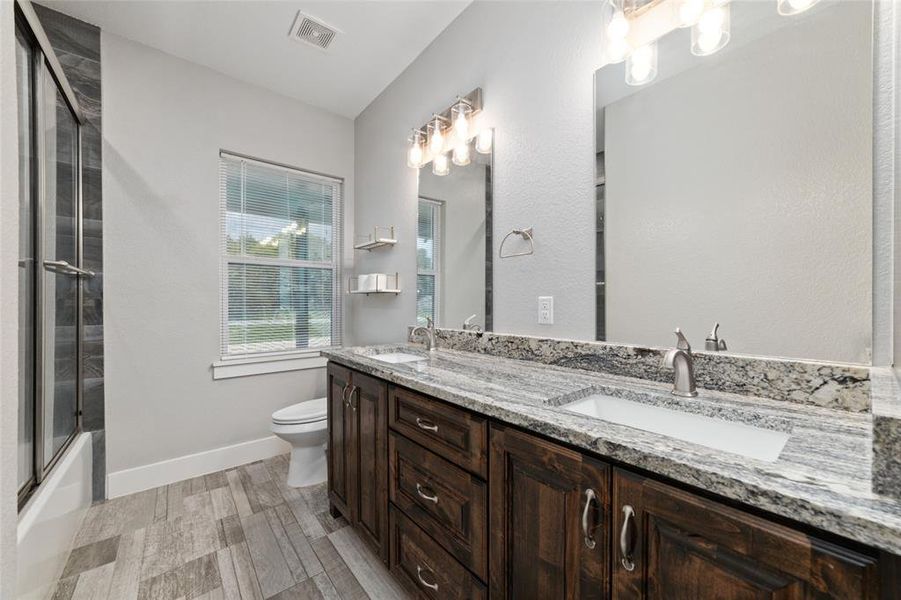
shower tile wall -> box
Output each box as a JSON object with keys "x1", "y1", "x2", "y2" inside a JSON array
[{"x1": 33, "y1": 3, "x2": 105, "y2": 501}]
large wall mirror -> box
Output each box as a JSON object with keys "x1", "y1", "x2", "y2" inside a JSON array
[
  {"x1": 416, "y1": 137, "x2": 493, "y2": 331},
  {"x1": 594, "y1": 0, "x2": 873, "y2": 364}
]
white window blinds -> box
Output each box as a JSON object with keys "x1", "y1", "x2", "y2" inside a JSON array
[
  {"x1": 220, "y1": 152, "x2": 342, "y2": 358},
  {"x1": 417, "y1": 198, "x2": 441, "y2": 326}
]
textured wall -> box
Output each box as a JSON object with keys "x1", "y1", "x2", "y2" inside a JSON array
[
  {"x1": 352, "y1": 2, "x2": 604, "y2": 345},
  {"x1": 102, "y1": 32, "x2": 354, "y2": 477},
  {"x1": 33, "y1": 2, "x2": 106, "y2": 500}
]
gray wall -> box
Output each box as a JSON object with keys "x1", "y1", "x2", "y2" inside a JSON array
[
  {"x1": 352, "y1": 2, "x2": 603, "y2": 344},
  {"x1": 603, "y1": 1, "x2": 872, "y2": 363},
  {"x1": 101, "y1": 33, "x2": 354, "y2": 482}
]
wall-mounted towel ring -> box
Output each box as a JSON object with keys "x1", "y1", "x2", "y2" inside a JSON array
[{"x1": 499, "y1": 227, "x2": 534, "y2": 258}]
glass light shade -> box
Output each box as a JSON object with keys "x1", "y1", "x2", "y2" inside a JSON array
[
  {"x1": 432, "y1": 152, "x2": 449, "y2": 176},
  {"x1": 777, "y1": 0, "x2": 820, "y2": 15},
  {"x1": 673, "y1": 0, "x2": 705, "y2": 27},
  {"x1": 606, "y1": 8, "x2": 629, "y2": 40},
  {"x1": 451, "y1": 101, "x2": 472, "y2": 142},
  {"x1": 691, "y1": 4, "x2": 730, "y2": 56},
  {"x1": 475, "y1": 129, "x2": 493, "y2": 154},
  {"x1": 452, "y1": 142, "x2": 471, "y2": 166},
  {"x1": 427, "y1": 116, "x2": 445, "y2": 155},
  {"x1": 625, "y1": 43, "x2": 657, "y2": 86},
  {"x1": 605, "y1": 37, "x2": 631, "y2": 64},
  {"x1": 602, "y1": 0, "x2": 630, "y2": 64},
  {"x1": 406, "y1": 130, "x2": 424, "y2": 169}
]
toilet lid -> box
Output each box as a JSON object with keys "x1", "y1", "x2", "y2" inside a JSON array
[{"x1": 272, "y1": 397, "x2": 327, "y2": 425}]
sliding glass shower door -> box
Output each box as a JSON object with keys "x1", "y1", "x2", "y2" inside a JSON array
[{"x1": 16, "y1": 6, "x2": 87, "y2": 507}]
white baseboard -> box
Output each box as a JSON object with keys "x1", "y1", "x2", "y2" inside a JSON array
[{"x1": 107, "y1": 435, "x2": 291, "y2": 498}]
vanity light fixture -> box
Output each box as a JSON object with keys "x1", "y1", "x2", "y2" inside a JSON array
[
  {"x1": 452, "y1": 141, "x2": 471, "y2": 166},
  {"x1": 475, "y1": 128, "x2": 493, "y2": 154},
  {"x1": 451, "y1": 99, "x2": 473, "y2": 143},
  {"x1": 691, "y1": 3, "x2": 730, "y2": 56},
  {"x1": 427, "y1": 115, "x2": 446, "y2": 155},
  {"x1": 604, "y1": 0, "x2": 631, "y2": 64},
  {"x1": 777, "y1": 0, "x2": 820, "y2": 16},
  {"x1": 406, "y1": 129, "x2": 424, "y2": 169},
  {"x1": 626, "y1": 42, "x2": 658, "y2": 86},
  {"x1": 673, "y1": 0, "x2": 705, "y2": 27},
  {"x1": 432, "y1": 152, "x2": 450, "y2": 176}
]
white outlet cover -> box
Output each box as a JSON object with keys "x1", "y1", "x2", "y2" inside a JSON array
[{"x1": 538, "y1": 296, "x2": 554, "y2": 325}]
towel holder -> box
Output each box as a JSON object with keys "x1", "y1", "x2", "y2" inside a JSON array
[{"x1": 499, "y1": 227, "x2": 534, "y2": 258}]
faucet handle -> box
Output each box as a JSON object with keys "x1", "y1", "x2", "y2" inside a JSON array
[
  {"x1": 426, "y1": 316, "x2": 434, "y2": 329},
  {"x1": 673, "y1": 328, "x2": 691, "y2": 352}
]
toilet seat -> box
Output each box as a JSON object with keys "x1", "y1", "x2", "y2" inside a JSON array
[{"x1": 272, "y1": 397, "x2": 327, "y2": 425}]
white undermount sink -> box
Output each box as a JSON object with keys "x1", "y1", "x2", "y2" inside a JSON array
[
  {"x1": 371, "y1": 352, "x2": 428, "y2": 364},
  {"x1": 563, "y1": 394, "x2": 790, "y2": 462}
]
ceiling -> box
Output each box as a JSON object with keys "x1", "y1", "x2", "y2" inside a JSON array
[{"x1": 40, "y1": 0, "x2": 471, "y2": 118}]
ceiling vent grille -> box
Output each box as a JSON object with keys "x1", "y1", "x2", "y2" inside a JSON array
[{"x1": 289, "y1": 12, "x2": 339, "y2": 50}]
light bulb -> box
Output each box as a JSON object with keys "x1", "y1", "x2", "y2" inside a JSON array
[
  {"x1": 606, "y1": 9, "x2": 629, "y2": 39},
  {"x1": 475, "y1": 129, "x2": 493, "y2": 154},
  {"x1": 625, "y1": 42, "x2": 657, "y2": 86},
  {"x1": 432, "y1": 152, "x2": 449, "y2": 176},
  {"x1": 451, "y1": 101, "x2": 472, "y2": 142},
  {"x1": 452, "y1": 142, "x2": 471, "y2": 166},
  {"x1": 606, "y1": 37, "x2": 631, "y2": 64},
  {"x1": 691, "y1": 4, "x2": 730, "y2": 56},
  {"x1": 406, "y1": 130, "x2": 424, "y2": 169},
  {"x1": 778, "y1": 0, "x2": 819, "y2": 15},
  {"x1": 427, "y1": 116, "x2": 445, "y2": 155},
  {"x1": 674, "y1": 0, "x2": 704, "y2": 27}
]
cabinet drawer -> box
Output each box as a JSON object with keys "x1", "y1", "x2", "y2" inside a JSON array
[
  {"x1": 389, "y1": 506, "x2": 487, "y2": 600},
  {"x1": 388, "y1": 385, "x2": 488, "y2": 477},
  {"x1": 389, "y1": 432, "x2": 488, "y2": 580}
]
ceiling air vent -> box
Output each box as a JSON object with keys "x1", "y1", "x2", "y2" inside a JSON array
[{"x1": 289, "y1": 12, "x2": 339, "y2": 51}]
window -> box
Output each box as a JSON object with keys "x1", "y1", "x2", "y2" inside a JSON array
[
  {"x1": 417, "y1": 198, "x2": 441, "y2": 326},
  {"x1": 220, "y1": 152, "x2": 342, "y2": 358}
]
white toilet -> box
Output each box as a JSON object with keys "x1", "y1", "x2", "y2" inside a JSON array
[{"x1": 271, "y1": 397, "x2": 328, "y2": 488}]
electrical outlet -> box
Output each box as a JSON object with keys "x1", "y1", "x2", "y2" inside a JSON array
[{"x1": 538, "y1": 296, "x2": 554, "y2": 325}]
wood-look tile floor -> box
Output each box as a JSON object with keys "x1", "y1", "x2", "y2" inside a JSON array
[{"x1": 51, "y1": 454, "x2": 410, "y2": 600}]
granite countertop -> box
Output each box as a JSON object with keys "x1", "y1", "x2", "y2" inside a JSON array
[{"x1": 323, "y1": 344, "x2": 901, "y2": 555}]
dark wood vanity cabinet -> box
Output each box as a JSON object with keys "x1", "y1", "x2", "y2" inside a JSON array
[
  {"x1": 327, "y1": 362, "x2": 897, "y2": 598},
  {"x1": 611, "y1": 468, "x2": 881, "y2": 599},
  {"x1": 326, "y1": 363, "x2": 389, "y2": 561},
  {"x1": 489, "y1": 423, "x2": 611, "y2": 599}
]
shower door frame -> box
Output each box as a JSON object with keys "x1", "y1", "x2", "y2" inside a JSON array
[{"x1": 16, "y1": 0, "x2": 87, "y2": 509}]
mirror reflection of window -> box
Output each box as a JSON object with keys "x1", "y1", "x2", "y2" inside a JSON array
[{"x1": 417, "y1": 199, "x2": 441, "y2": 326}]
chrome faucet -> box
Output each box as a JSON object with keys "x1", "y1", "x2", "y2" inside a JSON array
[
  {"x1": 463, "y1": 314, "x2": 482, "y2": 333},
  {"x1": 410, "y1": 317, "x2": 437, "y2": 352},
  {"x1": 662, "y1": 328, "x2": 698, "y2": 397}
]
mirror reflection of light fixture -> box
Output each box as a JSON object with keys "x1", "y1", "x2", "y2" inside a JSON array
[
  {"x1": 691, "y1": 3, "x2": 730, "y2": 56},
  {"x1": 406, "y1": 129, "x2": 424, "y2": 169},
  {"x1": 625, "y1": 42, "x2": 657, "y2": 86},
  {"x1": 777, "y1": 0, "x2": 819, "y2": 16},
  {"x1": 432, "y1": 152, "x2": 450, "y2": 176},
  {"x1": 451, "y1": 100, "x2": 472, "y2": 142},
  {"x1": 452, "y1": 142, "x2": 471, "y2": 166},
  {"x1": 673, "y1": 0, "x2": 705, "y2": 27},
  {"x1": 427, "y1": 115, "x2": 446, "y2": 155},
  {"x1": 604, "y1": 0, "x2": 630, "y2": 64},
  {"x1": 475, "y1": 129, "x2": 493, "y2": 154}
]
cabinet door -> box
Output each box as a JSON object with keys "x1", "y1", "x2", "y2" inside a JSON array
[
  {"x1": 612, "y1": 468, "x2": 879, "y2": 599},
  {"x1": 490, "y1": 424, "x2": 610, "y2": 599},
  {"x1": 351, "y1": 370, "x2": 389, "y2": 561},
  {"x1": 327, "y1": 363, "x2": 355, "y2": 521}
]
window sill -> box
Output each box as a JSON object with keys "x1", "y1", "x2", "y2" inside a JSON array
[{"x1": 211, "y1": 351, "x2": 327, "y2": 380}]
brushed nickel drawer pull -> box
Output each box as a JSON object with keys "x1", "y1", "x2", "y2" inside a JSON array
[
  {"x1": 348, "y1": 386, "x2": 358, "y2": 411},
  {"x1": 415, "y1": 417, "x2": 438, "y2": 432},
  {"x1": 415, "y1": 483, "x2": 439, "y2": 504},
  {"x1": 581, "y1": 488, "x2": 598, "y2": 549},
  {"x1": 416, "y1": 565, "x2": 439, "y2": 591},
  {"x1": 620, "y1": 504, "x2": 636, "y2": 572}
]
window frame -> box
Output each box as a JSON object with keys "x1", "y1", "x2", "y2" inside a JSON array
[
  {"x1": 417, "y1": 197, "x2": 443, "y2": 326},
  {"x1": 218, "y1": 151, "x2": 343, "y2": 364}
]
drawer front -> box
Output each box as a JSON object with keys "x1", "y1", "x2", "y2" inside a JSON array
[
  {"x1": 388, "y1": 385, "x2": 488, "y2": 477},
  {"x1": 389, "y1": 432, "x2": 488, "y2": 580},
  {"x1": 389, "y1": 506, "x2": 487, "y2": 600}
]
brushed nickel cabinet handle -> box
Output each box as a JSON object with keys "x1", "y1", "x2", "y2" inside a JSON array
[
  {"x1": 341, "y1": 384, "x2": 350, "y2": 407},
  {"x1": 415, "y1": 417, "x2": 438, "y2": 432},
  {"x1": 415, "y1": 483, "x2": 439, "y2": 504},
  {"x1": 348, "y1": 386, "x2": 358, "y2": 411},
  {"x1": 416, "y1": 565, "x2": 439, "y2": 591},
  {"x1": 620, "y1": 504, "x2": 636, "y2": 571},
  {"x1": 581, "y1": 488, "x2": 598, "y2": 549}
]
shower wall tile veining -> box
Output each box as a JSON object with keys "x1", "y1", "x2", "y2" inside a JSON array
[{"x1": 33, "y1": 2, "x2": 105, "y2": 500}]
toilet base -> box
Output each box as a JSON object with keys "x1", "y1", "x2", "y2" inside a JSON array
[{"x1": 286, "y1": 442, "x2": 327, "y2": 488}]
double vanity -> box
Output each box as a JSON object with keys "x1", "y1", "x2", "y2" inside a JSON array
[{"x1": 323, "y1": 330, "x2": 901, "y2": 598}]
